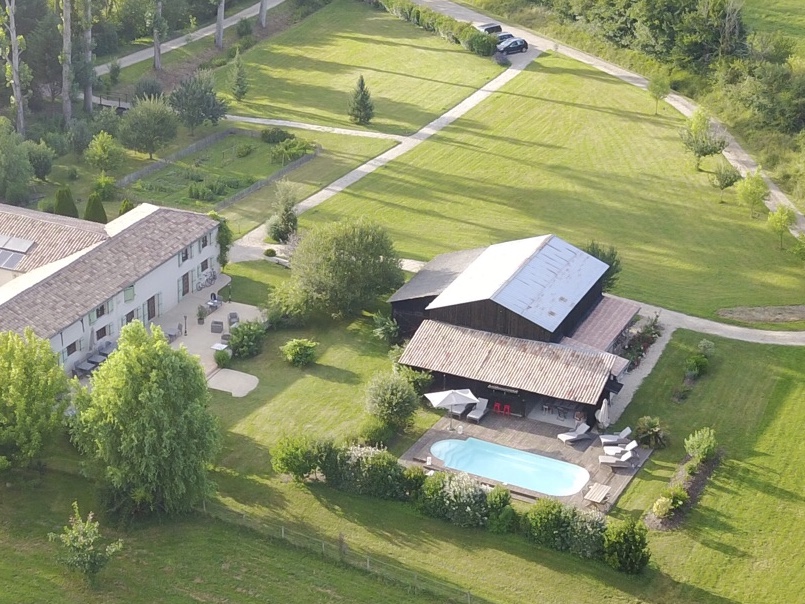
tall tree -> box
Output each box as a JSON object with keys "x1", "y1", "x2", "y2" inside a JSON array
[
  {"x1": 279, "y1": 217, "x2": 404, "y2": 318},
  {"x1": 82, "y1": 0, "x2": 92, "y2": 113},
  {"x1": 583, "y1": 240, "x2": 622, "y2": 292},
  {"x1": 0, "y1": 328, "x2": 69, "y2": 471},
  {"x1": 2, "y1": 0, "x2": 26, "y2": 135},
  {"x1": 168, "y1": 69, "x2": 228, "y2": 134},
  {"x1": 152, "y1": 0, "x2": 162, "y2": 70},
  {"x1": 258, "y1": 0, "x2": 268, "y2": 28},
  {"x1": 214, "y1": 0, "x2": 224, "y2": 50},
  {"x1": 72, "y1": 321, "x2": 220, "y2": 518},
  {"x1": 647, "y1": 72, "x2": 670, "y2": 115},
  {"x1": 61, "y1": 0, "x2": 72, "y2": 122},
  {"x1": 710, "y1": 159, "x2": 741, "y2": 202},
  {"x1": 119, "y1": 94, "x2": 178, "y2": 159},
  {"x1": 348, "y1": 75, "x2": 374, "y2": 125},
  {"x1": 679, "y1": 109, "x2": 727, "y2": 170},
  {"x1": 228, "y1": 47, "x2": 247, "y2": 101},
  {"x1": 26, "y1": 10, "x2": 62, "y2": 104}
]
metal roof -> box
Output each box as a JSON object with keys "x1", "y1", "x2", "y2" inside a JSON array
[
  {"x1": 426, "y1": 235, "x2": 608, "y2": 333},
  {"x1": 388, "y1": 247, "x2": 484, "y2": 303},
  {"x1": 399, "y1": 320, "x2": 621, "y2": 406}
]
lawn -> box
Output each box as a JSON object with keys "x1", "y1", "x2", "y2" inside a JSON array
[
  {"x1": 299, "y1": 51, "x2": 805, "y2": 320},
  {"x1": 0, "y1": 471, "x2": 442, "y2": 603},
  {"x1": 205, "y1": 262, "x2": 805, "y2": 604},
  {"x1": 743, "y1": 0, "x2": 805, "y2": 56},
  {"x1": 125, "y1": 134, "x2": 286, "y2": 209},
  {"x1": 217, "y1": 0, "x2": 504, "y2": 135}
]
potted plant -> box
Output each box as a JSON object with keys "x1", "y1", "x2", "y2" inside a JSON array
[{"x1": 197, "y1": 305, "x2": 207, "y2": 325}]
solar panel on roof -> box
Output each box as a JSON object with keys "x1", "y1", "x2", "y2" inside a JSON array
[
  {"x1": 3, "y1": 237, "x2": 34, "y2": 253},
  {"x1": 1, "y1": 252, "x2": 23, "y2": 269},
  {"x1": 0, "y1": 234, "x2": 10, "y2": 248}
]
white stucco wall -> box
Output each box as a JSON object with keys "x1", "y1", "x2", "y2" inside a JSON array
[{"x1": 56, "y1": 228, "x2": 219, "y2": 375}]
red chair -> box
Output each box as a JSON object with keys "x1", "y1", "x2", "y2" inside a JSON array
[
  {"x1": 502, "y1": 404, "x2": 511, "y2": 416},
  {"x1": 493, "y1": 402, "x2": 502, "y2": 414}
]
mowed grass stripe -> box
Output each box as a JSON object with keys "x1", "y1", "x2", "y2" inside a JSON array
[
  {"x1": 300, "y1": 53, "x2": 805, "y2": 319},
  {"x1": 219, "y1": 0, "x2": 503, "y2": 135}
]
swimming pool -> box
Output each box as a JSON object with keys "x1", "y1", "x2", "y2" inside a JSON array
[{"x1": 430, "y1": 438, "x2": 589, "y2": 496}]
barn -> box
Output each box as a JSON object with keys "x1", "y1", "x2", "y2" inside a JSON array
[{"x1": 391, "y1": 235, "x2": 640, "y2": 419}]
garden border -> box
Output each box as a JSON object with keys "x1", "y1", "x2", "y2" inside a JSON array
[{"x1": 116, "y1": 127, "x2": 320, "y2": 210}]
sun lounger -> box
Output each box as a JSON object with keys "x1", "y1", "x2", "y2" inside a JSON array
[
  {"x1": 603, "y1": 439, "x2": 639, "y2": 456},
  {"x1": 599, "y1": 427, "x2": 632, "y2": 446},
  {"x1": 558, "y1": 422, "x2": 592, "y2": 443},
  {"x1": 448, "y1": 402, "x2": 475, "y2": 418},
  {"x1": 467, "y1": 398, "x2": 490, "y2": 423},
  {"x1": 598, "y1": 450, "x2": 637, "y2": 468}
]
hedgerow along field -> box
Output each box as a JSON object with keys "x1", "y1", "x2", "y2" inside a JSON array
[
  {"x1": 216, "y1": 0, "x2": 504, "y2": 135},
  {"x1": 299, "y1": 51, "x2": 805, "y2": 321}
]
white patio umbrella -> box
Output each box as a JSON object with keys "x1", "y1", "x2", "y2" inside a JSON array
[
  {"x1": 425, "y1": 389, "x2": 479, "y2": 431},
  {"x1": 595, "y1": 398, "x2": 611, "y2": 429}
]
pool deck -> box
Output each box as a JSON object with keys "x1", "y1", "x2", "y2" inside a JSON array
[{"x1": 399, "y1": 414, "x2": 651, "y2": 513}]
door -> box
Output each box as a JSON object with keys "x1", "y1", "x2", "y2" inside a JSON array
[
  {"x1": 181, "y1": 272, "x2": 190, "y2": 297},
  {"x1": 147, "y1": 295, "x2": 157, "y2": 321}
]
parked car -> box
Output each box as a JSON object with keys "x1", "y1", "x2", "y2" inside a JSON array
[
  {"x1": 496, "y1": 32, "x2": 515, "y2": 42},
  {"x1": 496, "y1": 37, "x2": 528, "y2": 55},
  {"x1": 474, "y1": 22, "x2": 502, "y2": 34}
]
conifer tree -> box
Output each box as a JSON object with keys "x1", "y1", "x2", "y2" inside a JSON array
[
  {"x1": 348, "y1": 75, "x2": 374, "y2": 125},
  {"x1": 54, "y1": 187, "x2": 78, "y2": 218},
  {"x1": 84, "y1": 192, "x2": 108, "y2": 224},
  {"x1": 229, "y1": 49, "x2": 249, "y2": 102},
  {"x1": 118, "y1": 198, "x2": 135, "y2": 216}
]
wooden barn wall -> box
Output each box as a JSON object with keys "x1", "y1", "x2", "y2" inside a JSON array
[
  {"x1": 391, "y1": 297, "x2": 436, "y2": 338},
  {"x1": 553, "y1": 279, "x2": 603, "y2": 342},
  {"x1": 426, "y1": 299, "x2": 553, "y2": 342}
]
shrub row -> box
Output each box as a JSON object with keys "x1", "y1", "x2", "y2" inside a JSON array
[
  {"x1": 364, "y1": 0, "x2": 497, "y2": 56},
  {"x1": 270, "y1": 437, "x2": 651, "y2": 573}
]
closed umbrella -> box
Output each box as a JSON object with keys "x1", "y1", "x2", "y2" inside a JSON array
[
  {"x1": 425, "y1": 389, "x2": 479, "y2": 431},
  {"x1": 595, "y1": 398, "x2": 611, "y2": 429}
]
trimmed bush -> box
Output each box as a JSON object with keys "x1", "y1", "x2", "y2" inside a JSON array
[
  {"x1": 403, "y1": 465, "x2": 426, "y2": 501},
  {"x1": 84, "y1": 193, "x2": 108, "y2": 224},
  {"x1": 84, "y1": 131, "x2": 125, "y2": 171},
  {"x1": 236, "y1": 17, "x2": 252, "y2": 37},
  {"x1": 93, "y1": 171, "x2": 117, "y2": 201},
  {"x1": 230, "y1": 321, "x2": 265, "y2": 359},
  {"x1": 271, "y1": 435, "x2": 318, "y2": 480},
  {"x1": 343, "y1": 445, "x2": 407, "y2": 500},
  {"x1": 118, "y1": 198, "x2": 136, "y2": 216},
  {"x1": 236, "y1": 143, "x2": 254, "y2": 158},
  {"x1": 684, "y1": 427, "x2": 717, "y2": 462},
  {"x1": 684, "y1": 352, "x2": 709, "y2": 378},
  {"x1": 395, "y1": 364, "x2": 433, "y2": 395},
  {"x1": 652, "y1": 496, "x2": 674, "y2": 519},
  {"x1": 567, "y1": 510, "x2": 607, "y2": 559},
  {"x1": 4, "y1": 183, "x2": 28, "y2": 206},
  {"x1": 24, "y1": 140, "x2": 55, "y2": 180},
  {"x1": 266, "y1": 210, "x2": 298, "y2": 244},
  {"x1": 486, "y1": 486, "x2": 518, "y2": 534},
  {"x1": 134, "y1": 76, "x2": 162, "y2": 101},
  {"x1": 91, "y1": 107, "x2": 122, "y2": 138},
  {"x1": 264, "y1": 247, "x2": 277, "y2": 257},
  {"x1": 261, "y1": 127, "x2": 295, "y2": 144},
  {"x1": 662, "y1": 485, "x2": 690, "y2": 510},
  {"x1": 419, "y1": 472, "x2": 488, "y2": 528},
  {"x1": 109, "y1": 60, "x2": 121, "y2": 85},
  {"x1": 279, "y1": 338, "x2": 318, "y2": 367},
  {"x1": 524, "y1": 498, "x2": 575, "y2": 550},
  {"x1": 68, "y1": 119, "x2": 93, "y2": 155},
  {"x1": 43, "y1": 132, "x2": 70, "y2": 157},
  {"x1": 213, "y1": 349, "x2": 231, "y2": 368},
  {"x1": 603, "y1": 519, "x2": 651, "y2": 574},
  {"x1": 697, "y1": 339, "x2": 715, "y2": 357},
  {"x1": 635, "y1": 416, "x2": 669, "y2": 448},
  {"x1": 66, "y1": 166, "x2": 79, "y2": 181},
  {"x1": 359, "y1": 416, "x2": 396, "y2": 447},
  {"x1": 54, "y1": 187, "x2": 79, "y2": 218},
  {"x1": 364, "y1": 371, "x2": 418, "y2": 432}
]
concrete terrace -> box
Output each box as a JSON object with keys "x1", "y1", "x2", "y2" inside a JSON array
[{"x1": 400, "y1": 414, "x2": 650, "y2": 512}]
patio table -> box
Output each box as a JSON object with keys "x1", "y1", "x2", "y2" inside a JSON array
[
  {"x1": 211, "y1": 342, "x2": 228, "y2": 351},
  {"x1": 88, "y1": 354, "x2": 105, "y2": 365},
  {"x1": 584, "y1": 482, "x2": 611, "y2": 505},
  {"x1": 75, "y1": 361, "x2": 95, "y2": 374},
  {"x1": 98, "y1": 341, "x2": 117, "y2": 356},
  {"x1": 165, "y1": 327, "x2": 180, "y2": 341}
]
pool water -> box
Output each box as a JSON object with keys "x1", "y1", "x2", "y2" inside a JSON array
[{"x1": 430, "y1": 437, "x2": 590, "y2": 496}]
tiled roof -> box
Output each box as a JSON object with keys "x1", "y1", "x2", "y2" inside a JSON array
[
  {"x1": 568, "y1": 295, "x2": 641, "y2": 352},
  {"x1": 0, "y1": 204, "x2": 108, "y2": 272},
  {"x1": 399, "y1": 320, "x2": 623, "y2": 406},
  {"x1": 0, "y1": 207, "x2": 217, "y2": 338},
  {"x1": 388, "y1": 247, "x2": 484, "y2": 303},
  {"x1": 426, "y1": 235, "x2": 608, "y2": 333}
]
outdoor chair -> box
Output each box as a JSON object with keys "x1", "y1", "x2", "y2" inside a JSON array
[
  {"x1": 221, "y1": 333, "x2": 231, "y2": 343},
  {"x1": 557, "y1": 422, "x2": 592, "y2": 444},
  {"x1": 467, "y1": 398, "x2": 490, "y2": 423},
  {"x1": 598, "y1": 450, "x2": 637, "y2": 469},
  {"x1": 603, "y1": 439, "x2": 639, "y2": 457},
  {"x1": 448, "y1": 402, "x2": 475, "y2": 418},
  {"x1": 599, "y1": 427, "x2": 632, "y2": 446},
  {"x1": 210, "y1": 320, "x2": 224, "y2": 334},
  {"x1": 228, "y1": 312, "x2": 239, "y2": 327}
]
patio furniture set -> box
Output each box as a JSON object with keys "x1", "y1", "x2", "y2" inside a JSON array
[
  {"x1": 541, "y1": 400, "x2": 585, "y2": 422},
  {"x1": 73, "y1": 340, "x2": 117, "y2": 377},
  {"x1": 556, "y1": 424, "x2": 640, "y2": 471},
  {"x1": 210, "y1": 311, "x2": 239, "y2": 350}
]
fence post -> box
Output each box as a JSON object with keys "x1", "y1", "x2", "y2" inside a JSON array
[
  {"x1": 322, "y1": 540, "x2": 326, "y2": 555},
  {"x1": 281, "y1": 525, "x2": 285, "y2": 540},
  {"x1": 366, "y1": 556, "x2": 370, "y2": 571}
]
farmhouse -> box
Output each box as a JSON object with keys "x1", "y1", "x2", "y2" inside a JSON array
[
  {"x1": 391, "y1": 235, "x2": 639, "y2": 418},
  {"x1": 0, "y1": 203, "x2": 220, "y2": 375}
]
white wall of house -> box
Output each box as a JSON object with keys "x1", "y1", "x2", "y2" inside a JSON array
[
  {"x1": 0, "y1": 269, "x2": 18, "y2": 287},
  {"x1": 54, "y1": 228, "x2": 219, "y2": 375}
]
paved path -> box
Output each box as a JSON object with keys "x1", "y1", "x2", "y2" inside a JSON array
[{"x1": 225, "y1": 115, "x2": 407, "y2": 142}]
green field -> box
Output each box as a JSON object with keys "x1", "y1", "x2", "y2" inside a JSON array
[
  {"x1": 743, "y1": 0, "x2": 805, "y2": 55},
  {"x1": 300, "y1": 52, "x2": 805, "y2": 320},
  {"x1": 218, "y1": 0, "x2": 503, "y2": 135},
  {"x1": 126, "y1": 135, "x2": 285, "y2": 209}
]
